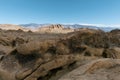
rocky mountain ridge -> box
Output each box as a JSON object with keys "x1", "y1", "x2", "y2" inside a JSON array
[
  {"x1": 20, "y1": 23, "x2": 120, "y2": 32},
  {"x1": 0, "y1": 24, "x2": 74, "y2": 33},
  {"x1": 0, "y1": 24, "x2": 119, "y2": 33}
]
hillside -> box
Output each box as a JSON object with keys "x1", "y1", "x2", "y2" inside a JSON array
[
  {"x1": 0, "y1": 24, "x2": 29, "y2": 31},
  {"x1": 0, "y1": 28, "x2": 119, "y2": 80}
]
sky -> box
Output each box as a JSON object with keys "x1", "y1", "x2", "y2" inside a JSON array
[{"x1": 0, "y1": 0, "x2": 120, "y2": 26}]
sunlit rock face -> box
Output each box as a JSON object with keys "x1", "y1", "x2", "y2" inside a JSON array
[{"x1": 38, "y1": 24, "x2": 74, "y2": 33}]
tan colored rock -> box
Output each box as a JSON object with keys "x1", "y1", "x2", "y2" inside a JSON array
[
  {"x1": 59, "y1": 59, "x2": 120, "y2": 80},
  {"x1": 0, "y1": 27, "x2": 119, "y2": 80},
  {"x1": 0, "y1": 24, "x2": 29, "y2": 31},
  {"x1": 38, "y1": 24, "x2": 74, "y2": 33},
  {"x1": 24, "y1": 55, "x2": 75, "y2": 80},
  {"x1": 84, "y1": 46, "x2": 104, "y2": 57},
  {"x1": 0, "y1": 45, "x2": 15, "y2": 55},
  {"x1": 113, "y1": 47, "x2": 120, "y2": 52},
  {"x1": 15, "y1": 58, "x2": 43, "y2": 80},
  {"x1": 102, "y1": 48, "x2": 120, "y2": 59}
]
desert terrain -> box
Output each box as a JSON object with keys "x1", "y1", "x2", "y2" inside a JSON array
[{"x1": 0, "y1": 24, "x2": 119, "y2": 80}]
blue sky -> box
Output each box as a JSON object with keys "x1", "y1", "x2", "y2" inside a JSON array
[{"x1": 0, "y1": 0, "x2": 120, "y2": 25}]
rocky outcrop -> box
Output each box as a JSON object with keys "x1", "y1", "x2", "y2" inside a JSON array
[
  {"x1": 59, "y1": 59, "x2": 120, "y2": 80},
  {"x1": 0, "y1": 28, "x2": 119, "y2": 80},
  {"x1": 38, "y1": 24, "x2": 74, "y2": 33}
]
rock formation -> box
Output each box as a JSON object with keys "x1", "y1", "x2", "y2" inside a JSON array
[
  {"x1": 0, "y1": 24, "x2": 75, "y2": 33},
  {"x1": 38, "y1": 24, "x2": 74, "y2": 33},
  {"x1": 59, "y1": 59, "x2": 120, "y2": 80},
  {"x1": 0, "y1": 28, "x2": 119, "y2": 80}
]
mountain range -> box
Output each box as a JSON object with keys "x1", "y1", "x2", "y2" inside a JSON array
[
  {"x1": 20, "y1": 23, "x2": 120, "y2": 32},
  {"x1": 0, "y1": 23, "x2": 119, "y2": 33}
]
